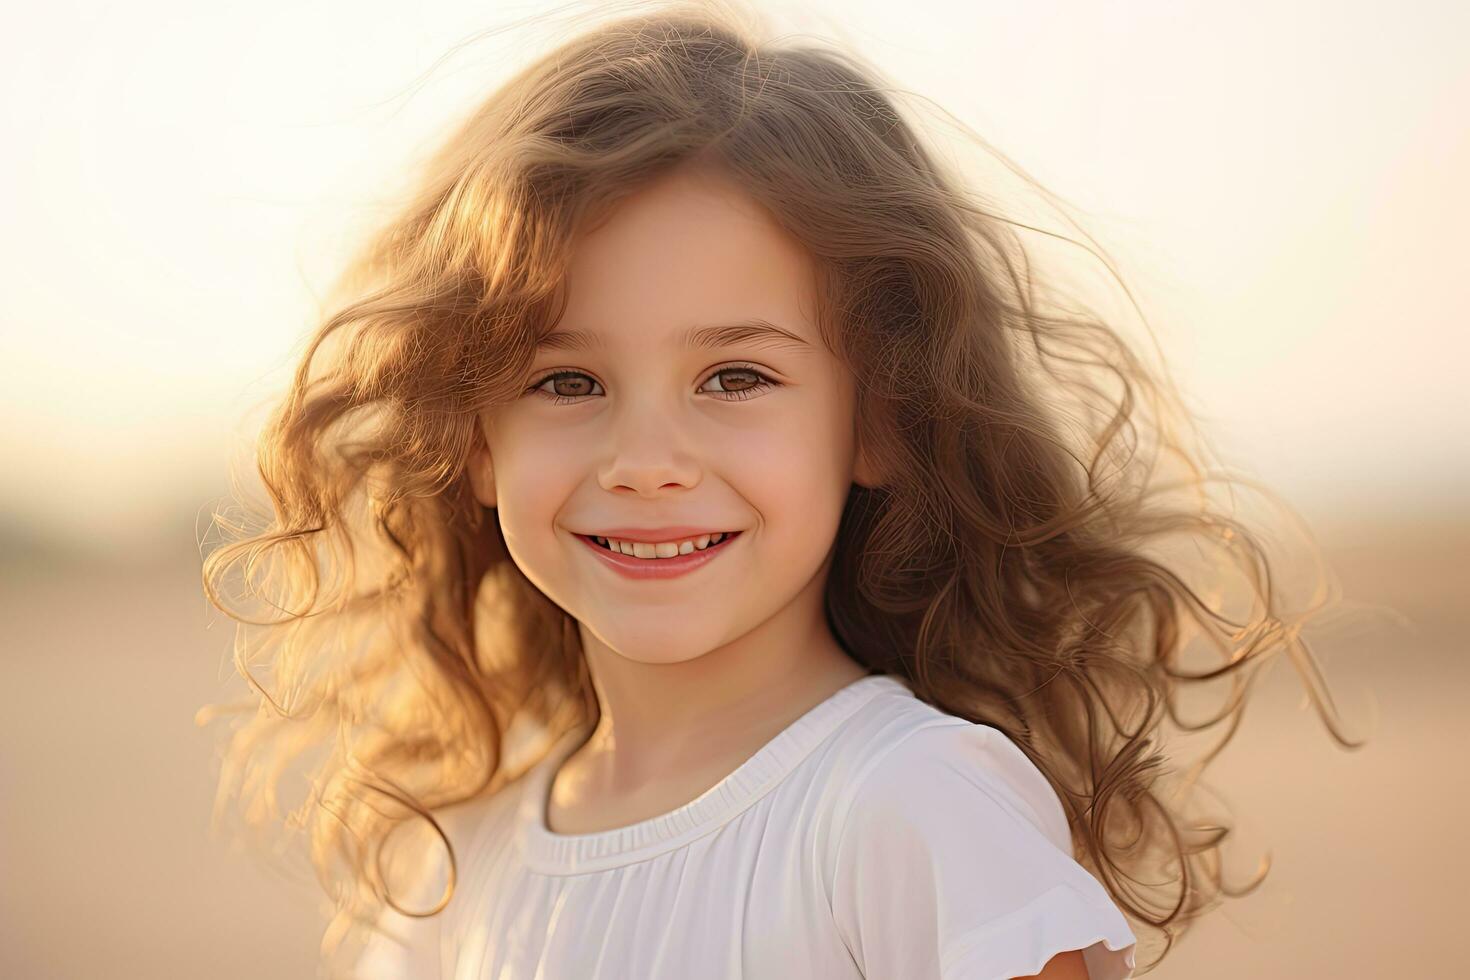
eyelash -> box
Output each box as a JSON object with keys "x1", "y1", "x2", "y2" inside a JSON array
[{"x1": 526, "y1": 363, "x2": 781, "y2": 405}]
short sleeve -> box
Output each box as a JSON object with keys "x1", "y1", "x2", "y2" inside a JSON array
[{"x1": 830, "y1": 721, "x2": 1137, "y2": 980}]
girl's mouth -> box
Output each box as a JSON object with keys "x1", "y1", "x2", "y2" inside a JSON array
[{"x1": 574, "y1": 530, "x2": 743, "y2": 580}]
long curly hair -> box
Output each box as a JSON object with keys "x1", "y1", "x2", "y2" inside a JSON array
[{"x1": 198, "y1": 1, "x2": 1357, "y2": 972}]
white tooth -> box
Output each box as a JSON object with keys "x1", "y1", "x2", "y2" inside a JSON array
[{"x1": 596, "y1": 534, "x2": 731, "y2": 558}]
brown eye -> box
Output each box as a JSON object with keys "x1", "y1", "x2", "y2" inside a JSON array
[
  {"x1": 699, "y1": 364, "x2": 782, "y2": 402},
  {"x1": 547, "y1": 372, "x2": 595, "y2": 398},
  {"x1": 701, "y1": 367, "x2": 766, "y2": 398},
  {"x1": 528, "y1": 370, "x2": 602, "y2": 404}
]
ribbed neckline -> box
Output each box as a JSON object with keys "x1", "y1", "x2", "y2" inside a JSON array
[{"x1": 516, "y1": 673, "x2": 911, "y2": 874}]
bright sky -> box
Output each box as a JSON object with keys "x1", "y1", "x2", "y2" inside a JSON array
[{"x1": 2, "y1": 0, "x2": 1465, "y2": 557}]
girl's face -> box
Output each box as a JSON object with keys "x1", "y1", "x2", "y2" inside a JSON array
[{"x1": 470, "y1": 165, "x2": 877, "y2": 668}]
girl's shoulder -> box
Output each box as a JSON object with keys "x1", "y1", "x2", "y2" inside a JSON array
[
  {"x1": 831, "y1": 709, "x2": 1073, "y2": 852},
  {"x1": 819, "y1": 682, "x2": 1069, "y2": 849}
]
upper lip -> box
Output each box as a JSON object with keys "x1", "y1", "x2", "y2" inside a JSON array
[{"x1": 579, "y1": 526, "x2": 740, "y2": 542}]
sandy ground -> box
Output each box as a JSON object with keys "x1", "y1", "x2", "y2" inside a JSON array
[{"x1": 1, "y1": 514, "x2": 1462, "y2": 978}]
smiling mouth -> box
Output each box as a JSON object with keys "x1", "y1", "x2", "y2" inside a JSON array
[{"x1": 581, "y1": 531, "x2": 740, "y2": 558}]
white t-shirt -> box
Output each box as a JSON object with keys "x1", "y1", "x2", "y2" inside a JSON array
[{"x1": 356, "y1": 673, "x2": 1137, "y2": 979}]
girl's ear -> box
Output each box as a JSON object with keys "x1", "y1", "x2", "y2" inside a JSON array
[
  {"x1": 852, "y1": 442, "x2": 886, "y2": 490},
  {"x1": 467, "y1": 437, "x2": 497, "y2": 509},
  {"x1": 852, "y1": 397, "x2": 893, "y2": 490}
]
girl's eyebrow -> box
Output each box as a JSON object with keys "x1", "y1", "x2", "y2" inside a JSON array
[{"x1": 534, "y1": 318, "x2": 813, "y2": 355}]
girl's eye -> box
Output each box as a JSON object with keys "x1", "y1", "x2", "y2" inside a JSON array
[{"x1": 525, "y1": 364, "x2": 781, "y2": 405}]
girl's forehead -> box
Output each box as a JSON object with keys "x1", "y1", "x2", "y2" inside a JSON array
[
  {"x1": 541, "y1": 169, "x2": 826, "y2": 357},
  {"x1": 562, "y1": 170, "x2": 815, "y2": 289},
  {"x1": 546, "y1": 258, "x2": 822, "y2": 359}
]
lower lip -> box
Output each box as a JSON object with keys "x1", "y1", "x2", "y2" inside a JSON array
[{"x1": 575, "y1": 531, "x2": 743, "y2": 580}]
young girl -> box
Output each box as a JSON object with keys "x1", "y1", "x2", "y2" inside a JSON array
[{"x1": 199, "y1": 2, "x2": 1353, "y2": 977}]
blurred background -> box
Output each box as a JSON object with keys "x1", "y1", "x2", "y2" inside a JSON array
[{"x1": 2, "y1": 1, "x2": 1463, "y2": 977}]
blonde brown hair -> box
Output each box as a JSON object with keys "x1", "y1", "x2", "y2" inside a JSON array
[{"x1": 199, "y1": 1, "x2": 1356, "y2": 971}]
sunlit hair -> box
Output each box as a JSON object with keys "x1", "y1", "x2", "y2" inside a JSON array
[{"x1": 199, "y1": 0, "x2": 1356, "y2": 972}]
